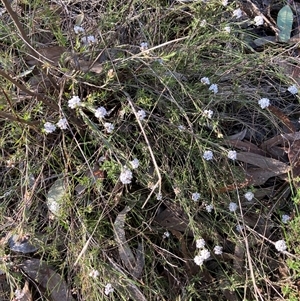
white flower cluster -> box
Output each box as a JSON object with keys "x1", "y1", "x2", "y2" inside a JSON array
[
  {"x1": 89, "y1": 269, "x2": 99, "y2": 278},
  {"x1": 203, "y1": 150, "x2": 213, "y2": 161},
  {"x1": 104, "y1": 283, "x2": 114, "y2": 295},
  {"x1": 44, "y1": 118, "x2": 68, "y2": 134},
  {"x1": 275, "y1": 239, "x2": 287, "y2": 252},
  {"x1": 205, "y1": 203, "x2": 214, "y2": 213},
  {"x1": 254, "y1": 15, "x2": 264, "y2": 26},
  {"x1": 81, "y1": 35, "x2": 97, "y2": 45},
  {"x1": 74, "y1": 25, "x2": 84, "y2": 34},
  {"x1": 281, "y1": 214, "x2": 291, "y2": 224},
  {"x1": 229, "y1": 202, "x2": 238, "y2": 212},
  {"x1": 192, "y1": 192, "x2": 201, "y2": 202},
  {"x1": 194, "y1": 238, "x2": 223, "y2": 266},
  {"x1": 140, "y1": 42, "x2": 148, "y2": 52},
  {"x1": 203, "y1": 109, "x2": 213, "y2": 119},
  {"x1": 227, "y1": 150, "x2": 237, "y2": 160},
  {"x1": 287, "y1": 84, "x2": 298, "y2": 95},
  {"x1": 200, "y1": 76, "x2": 218, "y2": 93},
  {"x1": 119, "y1": 158, "x2": 140, "y2": 184},
  {"x1": 95, "y1": 106, "x2": 108, "y2": 119},
  {"x1": 233, "y1": 8, "x2": 243, "y2": 19},
  {"x1": 244, "y1": 191, "x2": 254, "y2": 201},
  {"x1": 258, "y1": 98, "x2": 270, "y2": 109},
  {"x1": 136, "y1": 109, "x2": 146, "y2": 121}
]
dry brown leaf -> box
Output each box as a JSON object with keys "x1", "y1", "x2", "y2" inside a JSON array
[
  {"x1": 226, "y1": 129, "x2": 247, "y2": 141},
  {"x1": 288, "y1": 140, "x2": 300, "y2": 188},
  {"x1": 268, "y1": 106, "x2": 296, "y2": 133},
  {"x1": 236, "y1": 152, "x2": 290, "y2": 173},
  {"x1": 225, "y1": 140, "x2": 266, "y2": 156},
  {"x1": 20, "y1": 259, "x2": 75, "y2": 301},
  {"x1": 17, "y1": 281, "x2": 32, "y2": 301}
]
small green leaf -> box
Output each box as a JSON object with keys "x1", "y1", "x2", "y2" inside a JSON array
[{"x1": 277, "y1": 5, "x2": 294, "y2": 42}]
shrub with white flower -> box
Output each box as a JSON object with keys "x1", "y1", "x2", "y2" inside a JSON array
[
  {"x1": 282, "y1": 214, "x2": 291, "y2": 224},
  {"x1": 209, "y1": 84, "x2": 218, "y2": 94},
  {"x1": 203, "y1": 150, "x2": 213, "y2": 161},
  {"x1": 130, "y1": 158, "x2": 139, "y2": 169},
  {"x1": 233, "y1": 8, "x2": 243, "y2": 19},
  {"x1": 68, "y1": 96, "x2": 82, "y2": 109},
  {"x1": 163, "y1": 231, "x2": 170, "y2": 239},
  {"x1": 95, "y1": 106, "x2": 108, "y2": 119},
  {"x1": 244, "y1": 191, "x2": 254, "y2": 201},
  {"x1": 200, "y1": 20, "x2": 207, "y2": 27},
  {"x1": 44, "y1": 122, "x2": 56, "y2": 134},
  {"x1": 196, "y1": 238, "x2": 206, "y2": 249},
  {"x1": 194, "y1": 255, "x2": 204, "y2": 266},
  {"x1": 258, "y1": 98, "x2": 270, "y2": 109},
  {"x1": 120, "y1": 168, "x2": 133, "y2": 184},
  {"x1": 192, "y1": 192, "x2": 201, "y2": 202},
  {"x1": 236, "y1": 224, "x2": 244, "y2": 232},
  {"x1": 213, "y1": 245, "x2": 223, "y2": 255},
  {"x1": 140, "y1": 42, "x2": 148, "y2": 51},
  {"x1": 203, "y1": 109, "x2": 213, "y2": 119},
  {"x1": 56, "y1": 118, "x2": 68, "y2": 130},
  {"x1": 81, "y1": 35, "x2": 97, "y2": 45},
  {"x1": 104, "y1": 283, "x2": 114, "y2": 295},
  {"x1": 227, "y1": 150, "x2": 237, "y2": 160},
  {"x1": 74, "y1": 25, "x2": 84, "y2": 34},
  {"x1": 275, "y1": 239, "x2": 287, "y2": 252},
  {"x1": 254, "y1": 15, "x2": 264, "y2": 26},
  {"x1": 229, "y1": 202, "x2": 238, "y2": 212},
  {"x1": 222, "y1": 0, "x2": 228, "y2": 6},
  {"x1": 205, "y1": 203, "x2": 214, "y2": 213},
  {"x1": 156, "y1": 193, "x2": 163, "y2": 201},
  {"x1": 136, "y1": 109, "x2": 146, "y2": 121},
  {"x1": 201, "y1": 77, "x2": 210, "y2": 85},
  {"x1": 287, "y1": 84, "x2": 298, "y2": 95},
  {"x1": 178, "y1": 125, "x2": 186, "y2": 132},
  {"x1": 89, "y1": 269, "x2": 99, "y2": 278},
  {"x1": 224, "y1": 26, "x2": 231, "y2": 33},
  {"x1": 104, "y1": 122, "x2": 114, "y2": 133},
  {"x1": 199, "y1": 248, "x2": 211, "y2": 260}
]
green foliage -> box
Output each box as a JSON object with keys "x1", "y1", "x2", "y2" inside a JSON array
[{"x1": 277, "y1": 5, "x2": 293, "y2": 42}]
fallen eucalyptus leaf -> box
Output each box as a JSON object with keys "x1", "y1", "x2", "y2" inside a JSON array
[
  {"x1": 46, "y1": 178, "x2": 67, "y2": 217},
  {"x1": 253, "y1": 36, "x2": 276, "y2": 47},
  {"x1": 8, "y1": 234, "x2": 38, "y2": 254},
  {"x1": 277, "y1": 5, "x2": 293, "y2": 42},
  {"x1": 20, "y1": 259, "x2": 75, "y2": 301}
]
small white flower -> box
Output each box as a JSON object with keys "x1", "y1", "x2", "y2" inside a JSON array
[
  {"x1": 244, "y1": 191, "x2": 254, "y2": 201},
  {"x1": 200, "y1": 248, "x2": 211, "y2": 260},
  {"x1": 81, "y1": 35, "x2": 97, "y2": 45},
  {"x1": 0, "y1": 7, "x2": 6, "y2": 16},
  {"x1": 287, "y1": 84, "x2": 298, "y2": 95},
  {"x1": 200, "y1": 20, "x2": 207, "y2": 27},
  {"x1": 104, "y1": 283, "x2": 114, "y2": 295},
  {"x1": 163, "y1": 231, "x2": 170, "y2": 239},
  {"x1": 95, "y1": 106, "x2": 108, "y2": 119},
  {"x1": 254, "y1": 15, "x2": 264, "y2": 26},
  {"x1": 192, "y1": 192, "x2": 201, "y2": 202},
  {"x1": 236, "y1": 224, "x2": 244, "y2": 232},
  {"x1": 282, "y1": 214, "x2": 291, "y2": 224},
  {"x1": 209, "y1": 84, "x2": 218, "y2": 94},
  {"x1": 178, "y1": 125, "x2": 186, "y2": 132},
  {"x1": 130, "y1": 158, "x2": 139, "y2": 169},
  {"x1": 104, "y1": 122, "x2": 114, "y2": 133},
  {"x1": 156, "y1": 193, "x2": 163, "y2": 201},
  {"x1": 222, "y1": 0, "x2": 228, "y2": 6},
  {"x1": 56, "y1": 118, "x2": 68, "y2": 130},
  {"x1": 258, "y1": 98, "x2": 270, "y2": 109},
  {"x1": 44, "y1": 122, "x2": 56, "y2": 134},
  {"x1": 194, "y1": 255, "x2": 204, "y2": 266},
  {"x1": 140, "y1": 42, "x2": 148, "y2": 51},
  {"x1": 136, "y1": 109, "x2": 146, "y2": 121},
  {"x1": 203, "y1": 150, "x2": 213, "y2": 161},
  {"x1": 89, "y1": 269, "x2": 100, "y2": 278},
  {"x1": 74, "y1": 25, "x2": 84, "y2": 34},
  {"x1": 14, "y1": 289, "x2": 25, "y2": 300},
  {"x1": 229, "y1": 202, "x2": 238, "y2": 212},
  {"x1": 227, "y1": 150, "x2": 237, "y2": 160},
  {"x1": 224, "y1": 26, "x2": 231, "y2": 33},
  {"x1": 233, "y1": 8, "x2": 243, "y2": 19},
  {"x1": 201, "y1": 77, "x2": 210, "y2": 85},
  {"x1": 68, "y1": 96, "x2": 81, "y2": 109},
  {"x1": 196, "y1": 238, "x2": 206, "y2": 249},
  {"x1": 275, "y1": 239, "x2": 287, "y2": 252},
  {"x1": 205, "y1": 203, "x2": 214, "y2": 213},
  {"x1": 214, "y1": 245, "x2": 223, "y2": 255},
  {"x1": 120, "y1": 168, "x2": 133, "y2": 184},
  {"x1": 203, "y1": 109, "x2": 213, "y2": 119}
]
